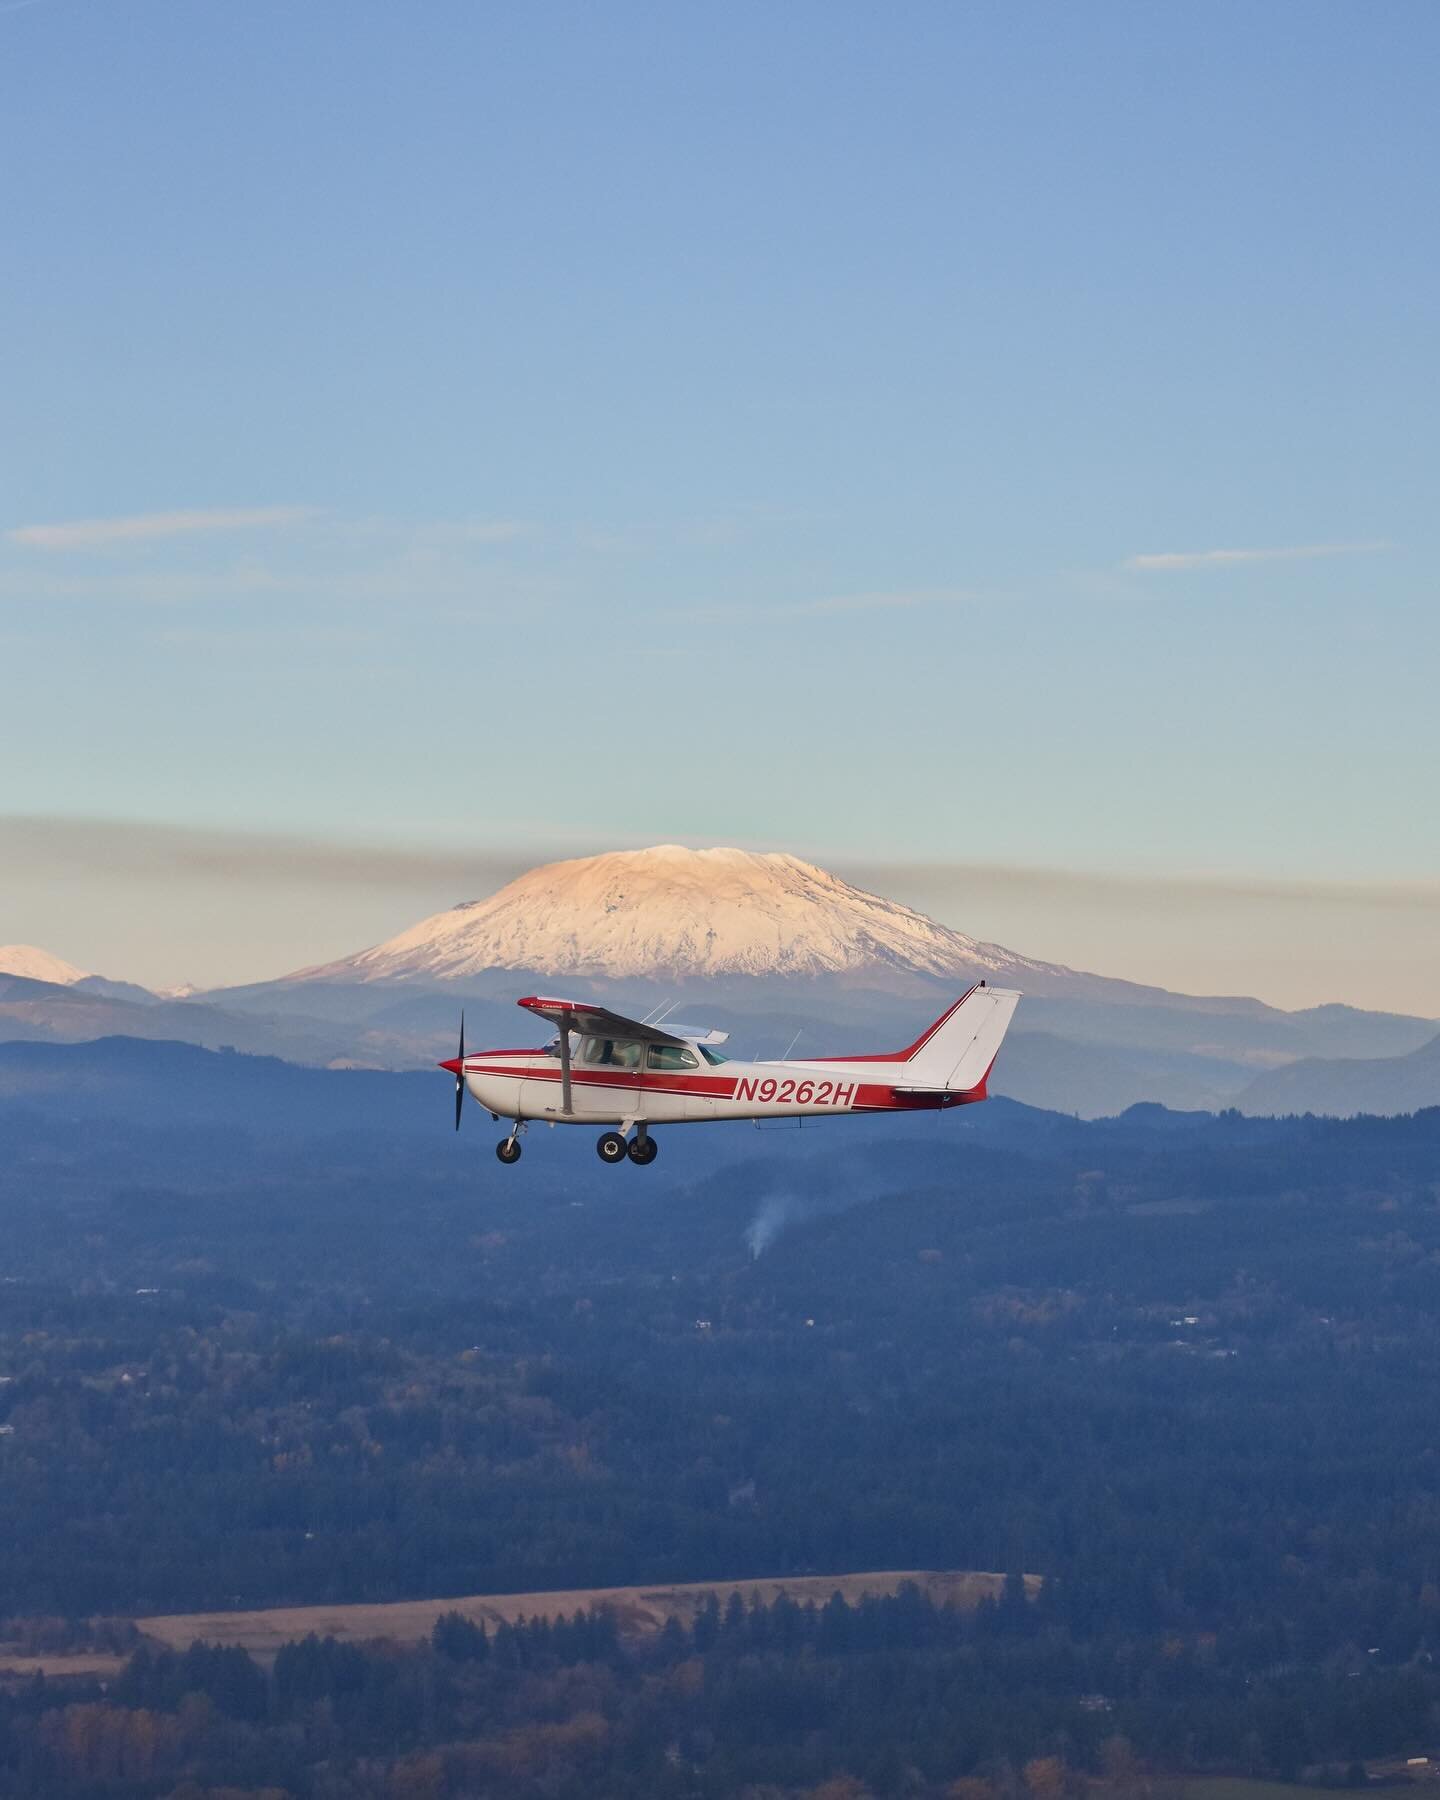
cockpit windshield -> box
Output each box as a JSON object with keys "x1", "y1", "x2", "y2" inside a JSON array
[{"x1": 698, "y1": 1044, "x2": 731, "y2": 1066}]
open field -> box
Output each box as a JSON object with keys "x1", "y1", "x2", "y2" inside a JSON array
[
  {"x1": 138, "y1": 1567, "x2": 1033, "y2": 1656},
  {"x1": 1163, "y1": 1784, "x2": 1410, "y2": 1800},
  {"x1": 0, "y1": 1652, "x2": 129, "y2": 1680}
]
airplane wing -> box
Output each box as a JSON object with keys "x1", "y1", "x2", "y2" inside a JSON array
[{"x1": 516, "y1": 995, "x2": 689, "y2": 1047}]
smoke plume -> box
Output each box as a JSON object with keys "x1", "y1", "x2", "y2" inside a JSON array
[{"x1": 746, "y1": 1193, "x2": 802, "y2": 1259}]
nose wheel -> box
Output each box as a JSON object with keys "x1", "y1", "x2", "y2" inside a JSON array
[{"x1": 496, "y1": 1130, "x2": 523, "y2": 1165}]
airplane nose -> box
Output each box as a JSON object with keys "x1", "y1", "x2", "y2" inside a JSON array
[{"x1": 439, "y1": 1057, "x2": 463, "y2": 1074}]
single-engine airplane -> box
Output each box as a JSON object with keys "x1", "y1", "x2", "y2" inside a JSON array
[{"x1": 440, "y1": 983, "x2": 1020, "y2": 1166}]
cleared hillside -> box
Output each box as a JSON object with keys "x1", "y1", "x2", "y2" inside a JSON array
[{"x1": 138, "y1": 1568, "x2": 1030, "y2": 1656}]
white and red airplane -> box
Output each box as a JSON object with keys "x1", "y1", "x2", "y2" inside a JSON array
[{"x1": 440, "y1": 983, "x2": 1020, "y2": 1165}]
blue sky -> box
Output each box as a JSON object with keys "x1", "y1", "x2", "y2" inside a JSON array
[{"x1": 2, "y1": 2, "x2": 1436, "y2": 1002}]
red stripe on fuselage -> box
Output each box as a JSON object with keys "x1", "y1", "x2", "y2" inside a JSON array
[
  {"x1": 467, "y1": 1062, "x2": 740, "y2": 1100},
  {"x1": 459, "y1": 1050, "x2": 993, "y2": 1112}
]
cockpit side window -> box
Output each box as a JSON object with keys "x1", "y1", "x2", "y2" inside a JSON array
[
  {"x1": 646, "y1": 1044, "x2": 699, "y2": 1071},
  {"x1": 579, "y1": 1036, "x2": 642, "y2": 1070}
]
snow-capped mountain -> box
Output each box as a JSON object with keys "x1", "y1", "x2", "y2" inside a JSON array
[
  {"x1": 286, "y1": 846, "x2": 1069, "y2": 987},
  {"x1": 0, "y1": 944, "x2": 90, "y2": 985}
]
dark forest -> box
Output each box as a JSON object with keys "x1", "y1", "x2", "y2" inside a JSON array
[{"x1": 3, "y1": 1043, "x2": 1440, "y2": 1795}]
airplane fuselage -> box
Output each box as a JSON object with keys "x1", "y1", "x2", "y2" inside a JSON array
[
  {"x1": 457, "y1": 1045, "x2": 987, "y2": 1129},
  {"x1": 441, "y1": 986, "x2": 1020, "y2": 1164}
]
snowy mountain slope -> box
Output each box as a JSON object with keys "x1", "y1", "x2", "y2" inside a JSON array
[
  {"x1": 285, "y1": 846, "x2": 1068, "y2": 986},
  {"x1": 0, "y1": 945, "x2": 89, "y2": 985}
]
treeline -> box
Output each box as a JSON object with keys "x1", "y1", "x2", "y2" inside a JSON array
[
  {"x1": 0, "y1": 1617, "x2": 137, "y2": 1657},
  {"x1": 1, "y1": 1586, "x2": 1435, "y2": 1798}
]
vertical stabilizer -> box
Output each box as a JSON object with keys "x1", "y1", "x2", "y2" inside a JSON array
[{"x1": 904, "y1": 986, "x2": 1021, "y2": 1092}]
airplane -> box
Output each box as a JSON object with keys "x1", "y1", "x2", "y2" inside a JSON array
[{"x1": 439, "y1": 982, "x2": 1020, "y2": 1165}]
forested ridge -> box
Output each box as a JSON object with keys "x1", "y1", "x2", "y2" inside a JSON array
[{"x1": 4, "y1": 1048, "x2": 1440, "y2": 1794}]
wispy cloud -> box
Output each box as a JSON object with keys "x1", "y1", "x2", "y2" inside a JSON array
[
  {"x1": 1123, "y1": 541, "x2": 1389, "y2": 573},
  {"x1": 9, "y1": 507, "x2": 317, "y2": 551}
]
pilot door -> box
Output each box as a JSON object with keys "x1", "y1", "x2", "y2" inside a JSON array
[{"x1": 526, "y1": 1034, "x2": 642, "y2": 1121}]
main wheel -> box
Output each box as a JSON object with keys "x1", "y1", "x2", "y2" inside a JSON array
[
  {"x1": 596, "y1": 1131, "x2": 628, "y2": 1165},
  {"x1": 496, "y1": 1137, "x2": 522, "y2": 1165},
  {"x1": 627, "y1": 1135, "x2": 658, "y2": 1165}
]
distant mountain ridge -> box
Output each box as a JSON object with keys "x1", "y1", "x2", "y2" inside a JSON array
[
  {"x1": 1238, "y1": 1031, "x2": 1440, "y2": 1117},
  {"x1": 0, "y1": 972, "x2": 428, "y2": 1069}
]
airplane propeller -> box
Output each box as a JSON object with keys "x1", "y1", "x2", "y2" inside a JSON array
[{"x1": 453, "y1": 1012, "x2": 465, "y2": 1131}]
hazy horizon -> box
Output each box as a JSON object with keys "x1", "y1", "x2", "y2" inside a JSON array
[{"x1": 3, "y1": 814, "x2": 1435, "y2": 1018}]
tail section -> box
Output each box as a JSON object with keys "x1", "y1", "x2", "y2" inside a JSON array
[{"x1": 902, "y1": 984, "x2": 1021, "y2": 1094}]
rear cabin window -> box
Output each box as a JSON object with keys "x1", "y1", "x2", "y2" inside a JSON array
[
  {"x1": 646, "y1": 1045, "x2": 699, "y2": 1071},
  {"x1": 579, "y1": 1037, "x2": 642, "y2": 1070}
]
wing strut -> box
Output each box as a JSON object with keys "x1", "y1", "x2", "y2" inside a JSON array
[{"x1": 557, "y1": 1012, "x2": 573, "y2": 1115}]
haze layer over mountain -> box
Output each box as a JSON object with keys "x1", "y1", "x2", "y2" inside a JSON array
[{"x1": 288, "y1": 846, "x2": 1065, "y2": 986}]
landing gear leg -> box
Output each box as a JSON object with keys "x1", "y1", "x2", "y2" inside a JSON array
[
  {"x1": 496, "y1": 1125, "x2": 523, "y2": 1165},
  {"x1": 628, "y1": 1125, "x2": 658, "y2": 1166}
]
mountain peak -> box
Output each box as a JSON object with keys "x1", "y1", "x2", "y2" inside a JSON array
[
  {"x1": 0, "y1": 944, "x2": 90, "y2": 986},
  {"x1": 287, "y1": 844, "x2": 1065, "y2": 986}
]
